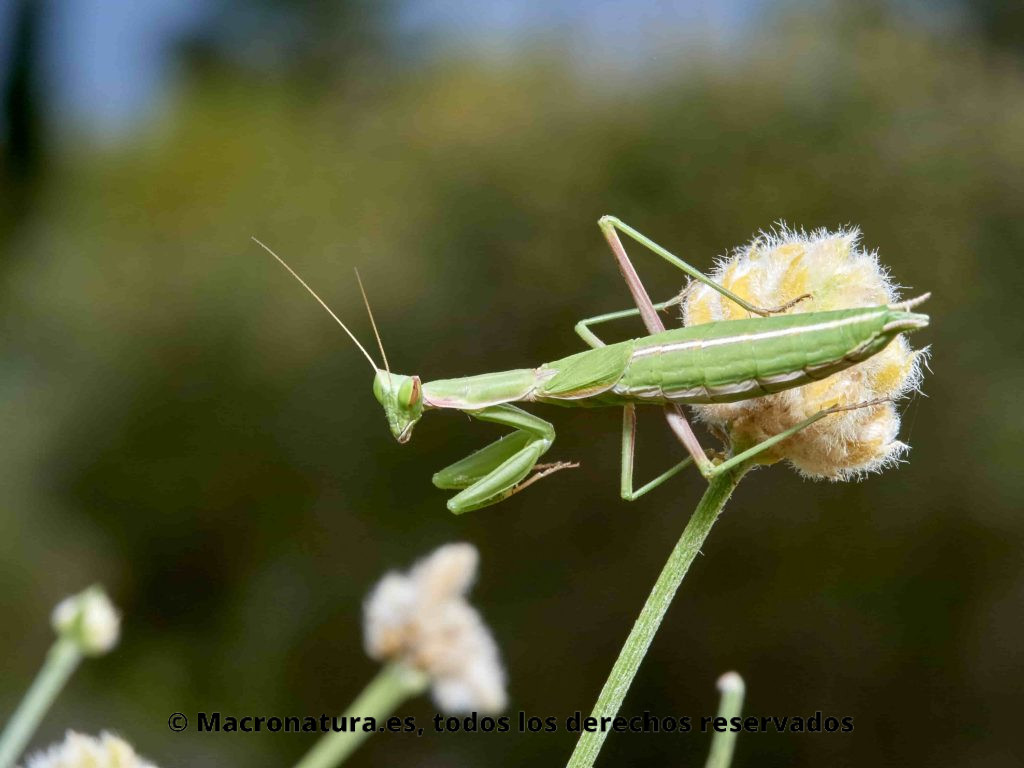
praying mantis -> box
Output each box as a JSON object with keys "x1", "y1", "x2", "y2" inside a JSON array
[{"x1": 256, "y1": 216, "x2": 929, "y2": 514}]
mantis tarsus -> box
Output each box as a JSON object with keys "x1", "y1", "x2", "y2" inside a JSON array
[{"x1": 256, "y1": 216, "x2": 929, "y2": 514}]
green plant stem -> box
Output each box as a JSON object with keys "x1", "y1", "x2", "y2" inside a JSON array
[
  {"x1": 565, "y1": 466, "x2": 748, "y2": 768},
  {"x1": 704, "y1": 672, "x2": 746, "y2": 768},
  {"x1": 292, "y1": 663, "x2": 427, "y2": 768},
  {"x1": 0, "y1": 637, "x2": 83, "y2": 768}
]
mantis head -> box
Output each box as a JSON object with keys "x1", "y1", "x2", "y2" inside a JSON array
[
  {"x1": 372, "y1": 370, "x2": 424, "y2": 444},
  {"x1": 253, "y1": 238, "x2": 425, "y2": 443}
]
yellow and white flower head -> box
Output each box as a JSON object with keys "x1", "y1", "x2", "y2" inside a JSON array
[
  {"x1": 682, "y1": 225, "x2": 928, "y2": 479},
  {"x1": 51, "y1": 586, "x2": 120, "y2": 656},
  {"x1": 22, "y1": 731, "x2": 157, "y2": 768},
  {"x1": 363, "y1": 543, "x2": 507, "y2": 713}
]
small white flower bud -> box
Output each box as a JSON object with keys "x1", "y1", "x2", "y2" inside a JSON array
[
  {"x1": 22, "y1": 731, "x2": 157, "y2": 768},
  {"x1": 363, "y1": 543, "x2": 507, "y2": 713},
  {"x1": 683, "y1": 225, "x2": 928, "y2": 479},
  {"x1": 716, "y1": 671, "x2": 745, "y2": 696},
  {"x1": 51, "y1": 586, "x2": 120, "y2": 656}
]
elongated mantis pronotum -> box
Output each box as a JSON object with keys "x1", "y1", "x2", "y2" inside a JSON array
[{"x1": 256, "y1": 216, "x2": 929, "y2": 514}]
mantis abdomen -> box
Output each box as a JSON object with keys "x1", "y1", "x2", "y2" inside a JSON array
[{"x1": 606, "y1": 304, "x2": 922, "y2": 405}]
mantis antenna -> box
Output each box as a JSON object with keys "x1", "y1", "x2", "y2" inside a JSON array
[
  {"x1": 354, "y1": 267, "x2": 391, "y2": 378},
  {"x1": 252, "y1": 237, "x2": 380, "y2": 373}
]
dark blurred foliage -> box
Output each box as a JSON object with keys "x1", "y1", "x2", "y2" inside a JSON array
[
  {"x1": 1, "y1": 3, "x2": 1022, "y2": 767},
  {"x1": 956, "y1": 0, "x2": 1024, "y2": 53},
  {"x1": 0, "y1": 0, "x2": 43, "y2": 242}
]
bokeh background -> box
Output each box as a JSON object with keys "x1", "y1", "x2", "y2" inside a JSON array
[{"x1": 1, "y1": 1, "x2": 1021, "y2": 766}]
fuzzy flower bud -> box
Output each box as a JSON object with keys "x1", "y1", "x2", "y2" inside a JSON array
[
  {"x1": 51, "y1": 586, "x2": 120, "y2": 656},
  {"x1": 363, "y1": 543, "x2": 507, "y2": 713},
  {"x1": 683, "y1": 226, "x2": 928, "y2": 479},
  {"x1": 21, "y1": 731, "x2": 157, "y2": 768}
]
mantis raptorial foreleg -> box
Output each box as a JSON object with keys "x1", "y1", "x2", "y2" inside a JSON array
[{"x1": 432, "y1": 404, "x2": 576, "y2": 514}]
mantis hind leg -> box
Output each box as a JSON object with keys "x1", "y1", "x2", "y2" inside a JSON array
[
  {"x1": 432, "y1": 404, "x2": 577, "y2": 514},
  {"x1": 595, "y1": 216, "x2": 718, "y2": 477},
  {"x1": 598, "y1": 216, "x2": 810, "y2": 317}
]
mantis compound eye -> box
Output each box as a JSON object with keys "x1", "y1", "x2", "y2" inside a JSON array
[{"x1": 400, "y1": 376, "x2": 422, "y2": 407}]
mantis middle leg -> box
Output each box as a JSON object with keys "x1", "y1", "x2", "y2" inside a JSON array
[
  {"x1": 573, "y1": 295, "x2": 684, "y2": 349},
  {"x1": 619, "y1": 405, "x2": 694, "y2": 500},
  {"x1": 573, "y1": 301, "x2": 694, "y2": 499},
  {"x1": 432, "y1": 404, "x2": 576, "y2": 514}
]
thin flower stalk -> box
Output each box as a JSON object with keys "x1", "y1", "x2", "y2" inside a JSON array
[
  {"x1": 0, "y1": 640, "x2": 81, "y2": 768},
  {"x1": 565, "y1": 467, "x2": 748, "y2": 768},
  {"x1": 0, "y1": 587, "x2": 120, "y2": 768},
  {"x1": 704, "y1": 672, "x2": 746, "y2": 768},
  {"x1": 291, "y1": 663, "x2": 427, "y2": 768}
]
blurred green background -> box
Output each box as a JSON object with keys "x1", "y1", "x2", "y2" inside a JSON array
[{"x1": 1, "y1": 1, "x2": 1021, "y2": 766}]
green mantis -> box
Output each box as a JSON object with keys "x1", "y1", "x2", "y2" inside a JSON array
[{"x1": 256, "y1": 216, "x2": 929, "y2": 514}]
